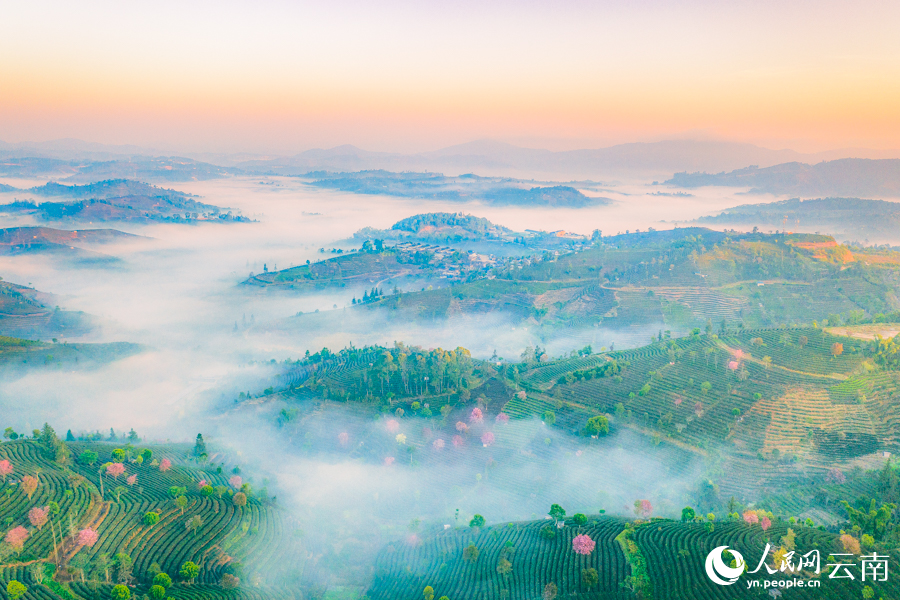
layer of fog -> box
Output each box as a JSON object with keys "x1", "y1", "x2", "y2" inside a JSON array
[{"x1": 0, "y1": 175, "x2": 772, "y2": 590}]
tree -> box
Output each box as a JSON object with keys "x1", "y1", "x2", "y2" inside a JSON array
[
  {"x1": 539, "y1": 524, "x2": 556, "y2": 540},
  {"x1": 153, "y1": 573, "x2": 173, "y2": 589},
  {"x1": 831, "y1": 342, "x2": 844, "y2": 358},
  {"x1": 6, "y1": 581, "x2": 26, "y2": 600},
  {"x1": 233, "y1": 492, "x2": 247, "y2": 508},
  {"x1": 572, "y1": 513, "x2": 587, "y2": 525},
  {"x1": 469, "y1": 514, "x2": 485, "y2": 528},
  {"x1": 179, "y1": 561, "x2": 200, "y2": 583},
  {"x1": 144, "y1": 512, "x2": 160, "y2": 526},
  {"x1": 0, "y1": 459, "x2": 11, "y2": 481},
  {"x1": 79, "y1": 451, "x2": 98, "y2": 466},
  {"x1": 110, "y1": 584, "x2": 130, "y2": 599},
  {"x1": 221, "y1": 573, "x2": 240, "y2": 589},
  {"x1": 106, "y1": 463, "x2": 126, "y2": 479},
  {"x1": 193, "y1": 433, "x2": 207, "y2": 457},
  {"x1": 159, "y1": 458, "x2": 171, "y2": 472},
  {"x1": 583, "y1": 415, "x2": 609, "y2": 436},
  {"x1": 21, "y1": 475, "x2": 38, "y2": 499},
  {"x1": 78, "y1": 528, "x2": 99, "y2": 547},
  {"x1": 201, "y1": 485, "x2": 214, "y2": 497},
  {"x1": 149, "y1": 584, "x2": 166, "y2": 600},
  {"x1": 549, "y1": 503, "x2": 566, "y2": 524},
  {"x1": 542, "y1": 582, "x2": 558, "y2": 600},
  {"x1": 542, "y1": 411, "x2": 556, "y2": 426},
  {"x1": 423, "y1": 585, "x2": 435, "y2": 600},
  {"x1": 175, "y1": 496, "x2": 188, "y2": 515},
  {"x1": 462, "y1": 543, "x2": 479, "y2": 563},
  {"x1": 115, "y1": 552, "x2": 133, "y2": 585},
  {"x1": 572, "y1": 534, "x2": 596, "y2": 555},
  {"x1": 186, "y1": 515, "x2": 203, "y2": 535},
  {"x1": 28, "y1": 507, "x2": 48, "y2": 530},
  {"x1": 5, "y1": 526, "x2": 27, "y2": 552},
  {"x1": 581, "y1": 567, "x2": 599, "y2": 589},
  {"x1": 111, "y1": 449, "x2": 126, "y2": 462},
  {"x1": 681, "y1": 507, "x2": 696, "y2": 522}
]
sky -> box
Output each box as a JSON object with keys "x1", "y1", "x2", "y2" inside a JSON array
[{"x1": 1, "y1": 0, "x2": 899, "y2": 154}]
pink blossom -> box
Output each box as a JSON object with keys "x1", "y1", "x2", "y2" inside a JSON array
[
  {"x1": 106, "y1": 463, "x2": 125, "y2": 479},
  {"x1": 495, "y1": 413, "x2": 509, "y2": 424},
  {"x1": 127, "y1": 475, "x2": 137, "y2": 486},
  {"x1": 728, "y1": 360, "x2": 739, "y2": 371},
  {"x1": 338, "y1": 432, "x2": 350, "y2": 446},
  {"x1": 733, "y1": 349, "x2": 744, "y2": 360},
  {"x1": 406, "y1": 533, "x2": 420, "y2": 546},
  {"x1": 572, "y1": 534, "x2": 596, "y2": 555},
  {"x1": 433, "y1": 439, "x2": 445, "y2": 450},
  {"x1": 0, "y1": 460, "x2": 12, "y2": 479},
  {"x1": 455, "y1": 421, "x2": 468, "y2": 433},
  {"x1": 761, "y1": 516, "x2": 771, "y2": 532},
  {"x1": 77, "y1": 528, "x2": 99, "y2": 547},
  {"x1": 743, "y1": 511, "x2": 759, "y2": 526},
  {"x1": 469, "y1": 408, "x2": 483, "y2": 424},
  {"x1": 5, "y1": 526, "x2": 28, "y2": 551},
  {"x1": 452, "y1": 435, "x2": 464, "y2": 448},
  {"x1": 383, "y1": 456, "x2": 395, "y2": 466},
  {"x1": 638, "y1": 499, "x2": 652, "y2": 518},
  {"x1": 674, "y1": 397, "x2": 683, "y2": 407},
  {"x1": 386, "y1": 419, "x2": 400, "y2": 433},
  {"x1": 825, "y1": 468, "x2": 846, "y2": 484},
  {"x1": 229, "y1": 475, "x2": 242, "y2": 489},
  {"x1": 28, "y1": 507, "x2": 48, "y2": 530},
  {"x1": 481, "y1": 431, "x2": 495, "y2": 447},
  {"x1": 159, "y1": 458, "x2": 172, "y2": 472},
  {"x1": 197, "y1": 479, "x2": 207, "y2": 489}
]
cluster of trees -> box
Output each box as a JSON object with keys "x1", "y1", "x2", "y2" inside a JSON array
[
  {"x1": 558, "y1": 360, "x2": 622, "y2": 385},
  {"x1": 353, "y1": 287, "x2": 386, "y2": 304}
]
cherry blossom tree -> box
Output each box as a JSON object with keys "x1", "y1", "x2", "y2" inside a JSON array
[
  {"x1": 470, "y1": 408, "x2": 483, "y2": 424},
  {"x1": 106, "y1": 463, "x2": 125, "y2": 480},
  {"x1": 197, "y1": 479, "x2": 207, "y2": 489},
  {"x1": 572, "y1": 534, "x2": 596, "y2": 555},
  {"x1": 127, "y1": 475, "x2": 137, "y2": 486},
  {"x1": 743, "y1": 511, "x2": 759, "y2": 526},
  {"x1": 386, "y1": 419, "x2": 400, "y2": 433},
  {"x1": 495, "y1": 413, "x2": 509, "y2": 424},
  {"x1": 159, "y1": 459, "x2": 171, "y2": 472},
  {"x1": 481, "y1": 432, "x2": 495, "y2": 447},
  {"x1": 5, "y1": 526, "x2": 28, "y2": 552},
  {"x1": 633, "y1": 499, "x2": 652, "y2": 518},
  {"x1": 21, "y1": 475, "x2": 38, "y2": 500},
  {"x1": 338, "y1": 432, "x2": 350, "y2": 446},
  {"x1": 825, "y1": 468, "x2": 846, "y2": 484},
  {"x1": 0, "y1": 460, "x2": 12, "y2": 481},
  {"x1": 229, "y1": 475, "x2": 242, "y2": 489},
  {"x1": 728, "y1": 360, "x2": 739, "y2": 371},
  {"x1": 28, "y1": 507, "x2": 48, "y2": 530},
  {"x1": 452, "y1": 435, "x2": 464, "y2": 448},
  {"x1": 383, "y1": 456, "x2": 395, "y2": 466},
  {"x1": 77, "y1": 528, "x2": 99, "y2": 547},
  {"x1": 761, "y1": 516, "x2": 771, "y2": 531},
  {"x1": 433, "y1": 439, "x2": 445, "y2": 450}
]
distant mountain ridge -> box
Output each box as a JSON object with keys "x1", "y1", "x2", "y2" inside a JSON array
[{"x1": 667, "y1": 158, "x2": 900, "y2": 197}]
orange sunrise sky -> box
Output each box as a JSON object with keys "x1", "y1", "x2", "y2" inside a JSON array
[{"x1": 1, "y1": 0, "x2": 898, "y2": 154}]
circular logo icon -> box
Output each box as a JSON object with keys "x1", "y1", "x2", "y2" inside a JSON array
[{"x1": 705, "y1": 545, "x2": 745, "y2": 585}]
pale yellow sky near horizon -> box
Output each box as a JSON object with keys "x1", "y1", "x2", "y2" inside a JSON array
[{"x1": 1, "y1": 0, "x2": 898, "y2": 154}]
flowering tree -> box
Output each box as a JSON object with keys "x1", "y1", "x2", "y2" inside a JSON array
[
  {"x1": 386, "y1": 419, "x2": 400, "y2": 433},
  {"x1": 761, "y1": 516, "x2": 771, "y2": 532},
  {"x1": 572, "y1": 534, "x2": 596, "y2": 555},
  {"x1": 433, "y1": 439, "x2": 445, "y2": 450},
  {"x1": 674, "y1": 397, "x2": 683, "y2": 407},
  {"x1": 452, "y1": 435, "x2": 464, "y2": 448},
  {"x1": 229, "y1": 475, "x2": 242, "y2": 489},
  {"x1": 743, "y1": 511, "x2": 759, "y2": 525},
  {"x1": 825, "y1": 468, "x2": 846, "y2": 484},
  {"x1": 338, "y1": 432, "x2": 350, "y2": 446},
  {"x1": 728, "y1": 360, "x2": 739, "y2": 371},
  {"x1": 197, "y1": 479, "x2": 207, "y2": 489},
  {"x1": 481, "y1": 432, "x2": 495, "y2": 447},
  {"x1": 383, "y1": 456, "x2": 395, "y2": 466},
  {"x1": 106, "y1": 463, "x2": 126, "y2": 480},
  {"x1": 0, "y1": 460, "x2": 12, "y2": 481},
  {"x1": 633, "y1": 499, "x2": 652, "y2": 518},
  {"x1": 516, "y1": 390, "x2": 526, "y2": 400},
  {"x1": 127, "y1": 475, "x2": 137, "y2": 486},
  {"x1": 470, "y1": 408, "x2": 483, "y2": 424},
  {"x1": 5, "y1": 526, "x2": 28, "y2": 552},
  {"x1": 77, "y1": 528, "x2": 99, "y2": 547},
  {"x1": 159, "y1": 459, "x2": 172, "y2": 472},
  {"x1": 455, "y1": 421, "x2": 468, "y2": 433},
  {"x1": 21, "y1": 475, "x2": 38, "y2": 500},
  {"x1": 395, "y1": 434, "x2": 407, "y2": 445},
  {"x1": 28, "y1": 507, "x2": 48, "y2": 530},
  {"x1": 495, "y1": 413, "x2": 509, "y2": 424}
]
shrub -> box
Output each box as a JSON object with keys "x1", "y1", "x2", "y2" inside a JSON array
[
  {"x1": 144, "y1": 512, "x2": 160, "y2": 526},
  {"x1": 110, "y1": 585, "x2": 130, "y2": 600},
  {"x1": 539, "y1": 524, "x2": 557, "y2": 540},
  {"x1": 153, "y1": 573, "x2": 172, "y2": 589}
]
